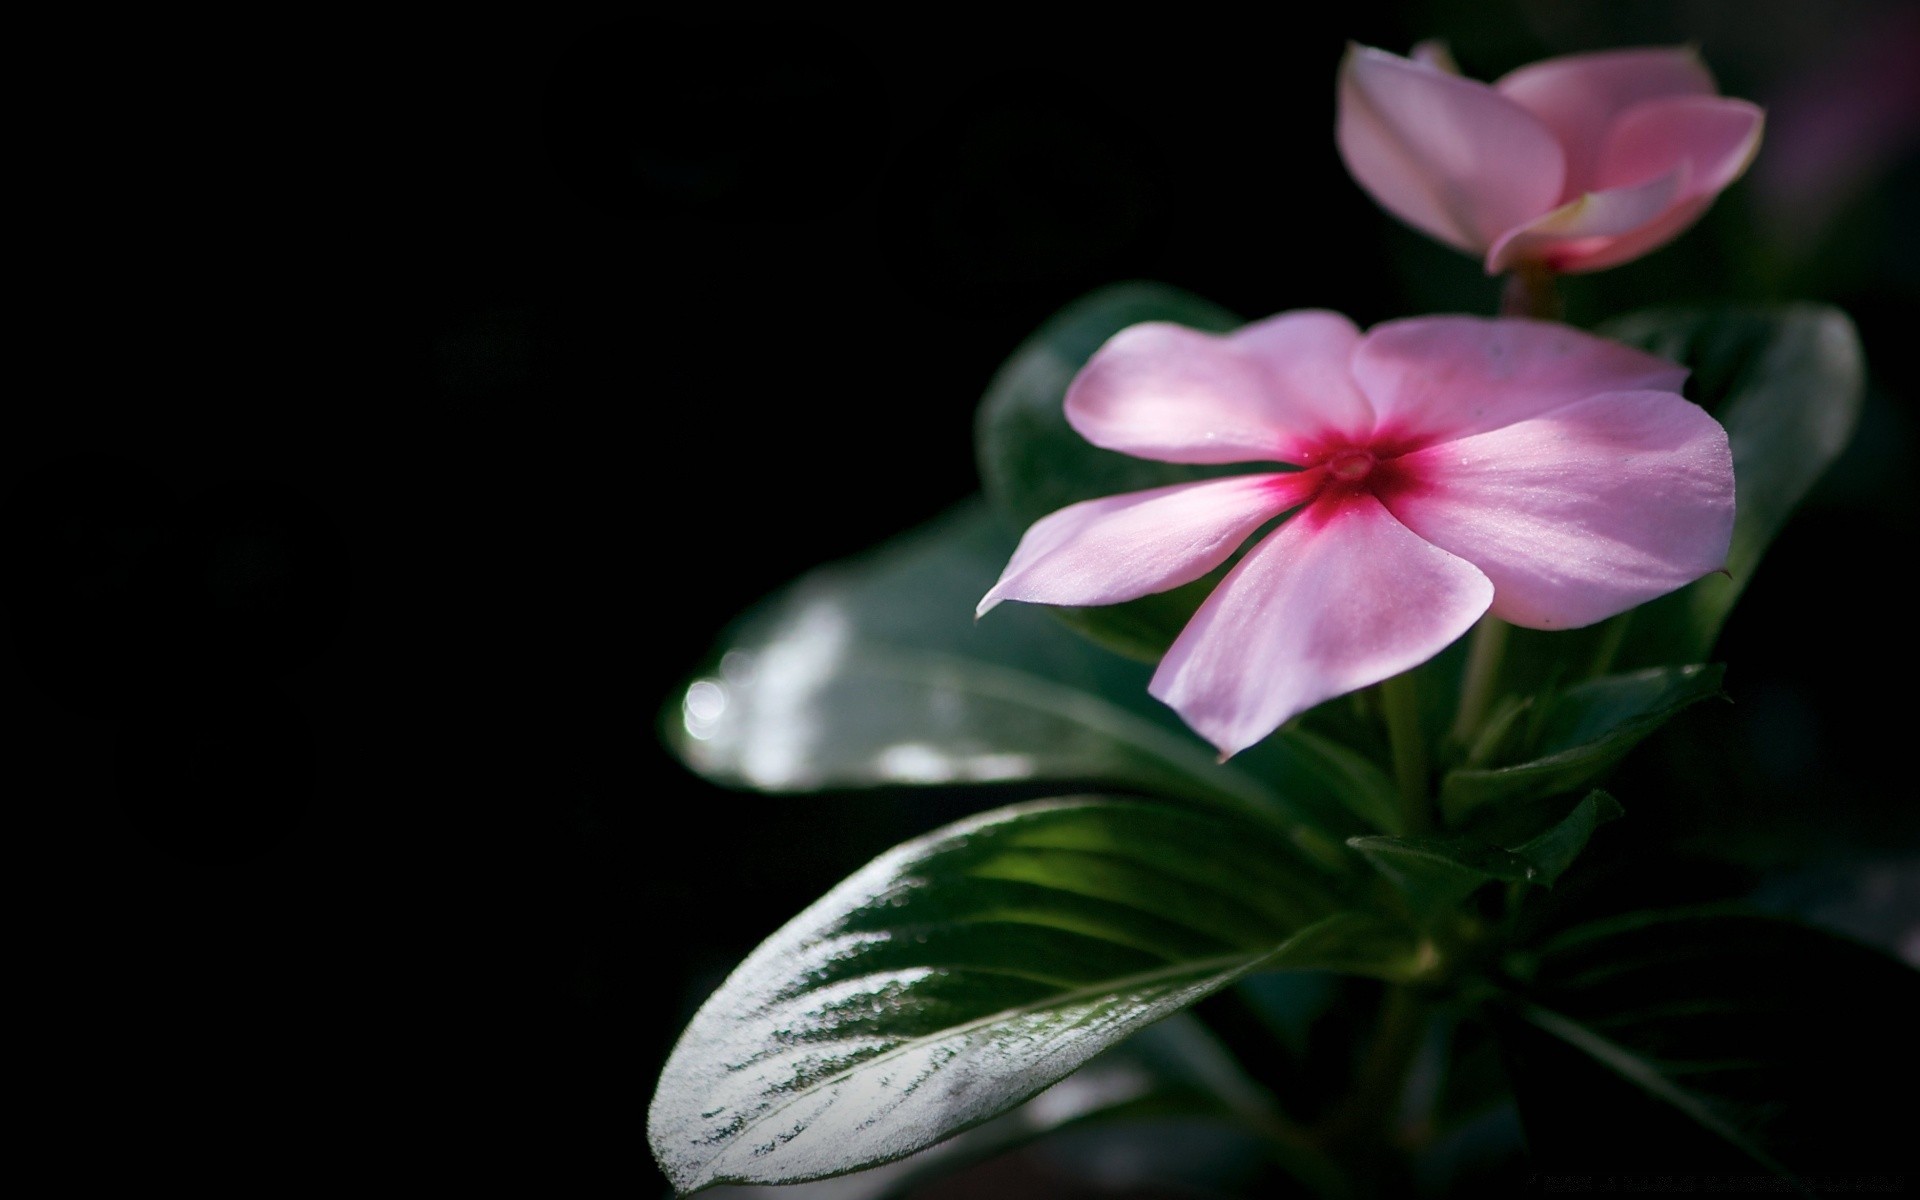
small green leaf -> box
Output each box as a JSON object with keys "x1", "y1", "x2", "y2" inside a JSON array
[
  {"x1": 1506, "y1": 792, "x2": 1625, "y2": 887},
  {"x1": 974, "y1": 281, "x2": 1246, "y2": 661},
  {"x1": 664, "y1": 498, "x2": 1376, "y2": 852},
  {"x1": 648, "y1": 797, "x2": 1419, "y2": 1192},
  {"x1": 1495, "y1": 908, "x2": 1920, "y2": 1180},
  {"x1": 1350, "y1": 792, "x2": 1623, "y2": 911},
  {"x1": 1440, "y1": 665, "x2": 1723, "y2": 824}
]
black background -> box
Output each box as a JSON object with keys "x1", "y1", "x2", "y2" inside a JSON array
[{"x1": 8, "y1": 5, "x2": 1915, "y2": 1192}]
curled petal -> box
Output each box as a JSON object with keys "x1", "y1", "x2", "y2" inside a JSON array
[
  {"x1": 1065, "y1": 317, "x2": 1365, "y2": 466},
  {"x1": 1485, "y1": 166, "x2": 1685, "y2": 274},
  {"x1": 1337, "y1": 44, "x2": 1566, "y2": 254},
  {"x1": 977, "y1": 473, "x2": 1316, "y2": 617},
  {"x1": 1150, "y1": 494, "x2": 1493, "y2": 759},
  {"x1": 1516, "y1": 96, "x2": 1767, "y2": 274},
  {"x1": 1382, "y1": 389, "x2": 1735, "y2": 630},
  {"x1": 1496, "y1": 46, "x2": 1717, "y2": 194},
  {"x1": 1354, "y1": 315, "x2": 1688, "y2": 443},
  {"x1": 1599, "y1": 96, "x2": 1766, "y2": 196}
]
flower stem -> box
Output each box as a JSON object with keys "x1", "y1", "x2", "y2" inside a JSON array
[
  {"x1": 1450, "y1": 616, "x2": 1509, "y2": 751},
  {"x1": 1249, "y1": 1113, "x2": 1356, "y2": 1200},
  {"x1": 1314, "y1": 984, "x2": 1433, "y2": 1166},
  {"x1": 1500, "y1": 263, "x2": 1562, "y2": 320},
  {"x1": 1585, "y1": 610, "x2": 1632, "y2": 678},
  {"x1": 1377, "y1": 671, "x2": 1431, "y2": 834},
  {"x1": 1352, "y1": 985, "x2": 1430, "y2": 1129},
  {"x1": 1203, "y1": 991, "x2": 1356, "y2": 1198}
]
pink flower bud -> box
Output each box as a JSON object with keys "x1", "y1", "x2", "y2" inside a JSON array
[{"x1": 1337, "y1": 43, "x2": 1764, "y2": 275}]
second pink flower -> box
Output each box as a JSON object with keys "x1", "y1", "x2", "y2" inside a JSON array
[{"x1": 1337, "y1": 44, "x2": 1765, "y2": 275}]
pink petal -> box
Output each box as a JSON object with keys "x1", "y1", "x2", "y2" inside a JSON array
[
  {"x1": 1532, "y1": 98, "x2": 1763, "y2": 274},
  {"x1": 1496, "y1": 46, "x2": 1717, "y2": 196},
  {"x1": 1352, "y1": 316, "x2": 1688, "y2": 444},
  {"x1": 1226, "y1": 310, "x2": 1376, "y2": 444},
  {"x1": 977, "y1": 473, "x2": 1317, "y2": 617},
  {"x1": 1150, "y1": 493, "x2": 1493, "y2": 759},
  {"x1": 1534, "y1": 196, "x2": 1715, "y2": 276},
  {"x1": 1484, "y1": 165, "x2": 1686, "y2": 274},
  {"x1": 1065, "y1": 316, "x2": 1369, "y2": 466},
  {"x1": 1382, "y1": 390, "x2": 1735, "y2": 630},
  {"x1": 1337, "y1": 44, "x2": 1566, "y2": 254},
  {"x1": 1599, "y1": 96, "x2": 1765, "y2": 195}
]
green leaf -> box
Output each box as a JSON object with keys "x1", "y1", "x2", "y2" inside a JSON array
[
  {"x1": 1505, "y1": 791, "x2": 1626, "y2": 886},
  {"x1": 1440, "y1": 665, "x2": 1724, "y2": 825},
  {"x1": 1238, "y1": 724, "x2": 1405, "y2": 837},
  {"x1": 664, "y1": 497, "x2": 1382, "y2": 852},
  {"x1": 1498, "y1": 304, "x2": 1864, "y2": 692},
  {"x1": 698, "y1": 1015, "x2": 1290, "y2": 1200},
  {"x1": 974, "y1": 280, "x2": 1245, "y2": 661},
  {"x1": 1496, "y1": 908, "x2": 1920, "y2": 1181},
  {"x1": 648, "y1": 797, "x2": 1423, "y2": 1192},
  {"x1": 1349, "y1": 792, "x2": 1623, "y2": 912}
]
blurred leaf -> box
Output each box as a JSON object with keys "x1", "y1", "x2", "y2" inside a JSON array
[
  {"x1": 648, "y1": 797, "x2": 1423, "y2": 1192},
  {"x1": 664, "y1": 497, "x2": 1385, "y2": 851},
  {"x1": 1350, "y1": 792, "x2": 1623, "y2": 912},
  {"x1": 1496, "y1": 908, "x2": 1920, "y2": 1180},
  {"x1": 1241, "y1": 724, "x2": 1404, "y2": 837},
  {"x1": 1501, "y1": 304, "x2": 1864, "y2": 691},
  {"x1": 974, "y1": 280, "x2": 1245, "y2": 661},
  {"x1": 1440, "y1": 666, "x2": 1724, "y2": 825}
]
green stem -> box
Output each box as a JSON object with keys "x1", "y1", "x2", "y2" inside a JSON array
[
  {"x1": 1314, "y1": 984, "x2": 1433, "y2": 1161},
  {"x1": 1249, "y1": 1112, "x2": 1357, "y2": 1200},
  {"x1": 1202, "y1": 993, "x2": 1356, "y2": 1198},
  {"x1": 1500, "y1": 263, "x2": 1562, "y2": 320},
  {"x1": 1377, "y1": 671, "x2": 1431, "y2": 834},
  {"x1": 1585, "y1": 610, "x2": 1632, "y2": 679},
  {"x1": 1504, "y1": 879, "x2": 1530, "y2": 930},
  {"x1": 1354, "y1": 986, "x2": 1429, "y2": 1123},
  {"x1": 1449, "y1": 616, "x2": 1509, "y2": 751}
]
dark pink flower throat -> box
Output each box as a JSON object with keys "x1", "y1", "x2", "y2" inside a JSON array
[
  {"x1": 1293, "y1": 427, "x2": 1431, "y2": 509},
  {"x1": 1327, "y1": 450, "x2": 1375, "y2": 482}
]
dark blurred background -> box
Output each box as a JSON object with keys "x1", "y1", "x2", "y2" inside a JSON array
[{"x1": 6, "y1": 1, "x2": 1915, "y2": 1190}]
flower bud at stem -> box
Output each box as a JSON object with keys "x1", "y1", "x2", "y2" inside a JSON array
[{"x1": 1500, "y1": 264, "x2": 1562, "y2": 320}]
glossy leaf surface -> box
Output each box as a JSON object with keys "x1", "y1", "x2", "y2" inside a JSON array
[
  {"x1": 699, "y1": 1014, "x2": 1292, "y2": 1200},
  {"x1": 665, "y1": 498, "x2": 1390, "y2": 846},
  {"x1": 649, "y1": 797, "x2": 1422, "y2": 1192}
]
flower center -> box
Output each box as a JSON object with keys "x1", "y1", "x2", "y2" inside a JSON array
[{"x1": 1327, "y1": 450, "x2": 1375, "y2": 482}]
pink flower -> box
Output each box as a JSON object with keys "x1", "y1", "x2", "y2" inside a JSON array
[
  {"x1": 1337, "y1": 43, "x2": 1765, "y2": 275},
  {"x1": 977, "y1": 312, "x2": 1734, "y2": 759}
]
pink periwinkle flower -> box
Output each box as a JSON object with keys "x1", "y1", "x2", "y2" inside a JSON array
[
  {"x1": 1337, "y1": 43, "x2": 1765, "y2": 275},
  {"x1": 977, "y1": 312, "x2": 1735, "y2": 759}
]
